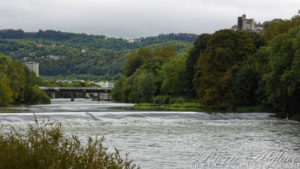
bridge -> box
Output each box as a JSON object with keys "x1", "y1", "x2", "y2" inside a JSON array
[{"x1": 39, "y1": 86, "x2": 113, "y2": 101}]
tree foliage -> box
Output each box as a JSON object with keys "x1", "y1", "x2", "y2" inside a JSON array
[
  {"x1": 263, "y1": 16, "x2": 300, "y2": 43},
  {"x1": 0, "y1": 74, "x2": 13, "y2": 106},
  {"x1": 193, "y1": 30, "x2": 256, "y2": 108},
  {"x1": 112, "y1": 47, "x2": 185, "y2": 103},
  {"x1": 0, "y1": 30, "x2": 195, "y2": 80},
  {"x1": 160, "y1": 55, "x2": 188, "y2": 96},
  {"x1": 186, "y1": 34, "x2": 211, "y2": 97},
  {"x1": 0, "y1": 53, "x2": 50, "y2": 106},
  {"x1": 264, "y1": 27, "x2": 300, "y2": 116}
]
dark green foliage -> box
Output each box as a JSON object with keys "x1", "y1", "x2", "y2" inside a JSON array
[
  {"x1": 0, "y1": 121, "x2": 139, "y2": 169},
  {"x1": 169, "y1": 97, "x2": 186, "y2": 104},
  {"x1": 124, "y1": 49, "x2": 150, "y2": 76},
  {"x1": 111, "y1": 76, "x2": 127, "y2": 101},
  {"x1": 152, "y1": 95, "x2": 170, "y2": 104},
  {"x1": 264, "y1": 27, "x2": 300, "y2": 117},
  {"x1": 193, "y1": 30, "x2": 256, "y2": 108},
  {"x1": 231, "y1": 65, "x2": 261, "y2": 106},
  {"x1": 186, "y1": 34, "x2": 211, "y2": 97},
  {"x1": 160, "y1": 55, "x2": 188, "y2": 96},
  {"x1": 245, "y1": 31, "x2": 265, "y2": 49},
  {"x1": 128, "y1": 70, "x2": 157, "y2": 103},
  {"x1": 113, "y1": 16, "x2": 300, "y2": 118},
  {"x1": 0, "y1": 74, "x2": 13, "y2": 106},
  {"x1": 0, "y1": 53, "x2": 50, "y2": 106},
  {"x1": 263, "y1": 15, "x2": 300, "y2": 43},
  {"x1": 112, "y1": 47, "x2": 186, "y2": 103}
]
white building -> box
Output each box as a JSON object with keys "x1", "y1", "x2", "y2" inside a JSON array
[{"x1": 25, "y1": 62, "x2": 39, "y2": 77}]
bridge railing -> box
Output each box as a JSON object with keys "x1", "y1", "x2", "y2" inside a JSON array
[{"x1": 39, "y1": 86, "x2": 113, "y2": 90}]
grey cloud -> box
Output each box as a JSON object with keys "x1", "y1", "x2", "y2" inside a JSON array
[{"x1": 0, "y1": 0, "x2": 299, "y2": 38}]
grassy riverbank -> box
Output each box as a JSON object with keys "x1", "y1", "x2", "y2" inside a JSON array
[{"x1": 134, "y1": 103, "x2": 274, "y2": 113}]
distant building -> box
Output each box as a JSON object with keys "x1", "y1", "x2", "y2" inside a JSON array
[
  {"x1": 237, "y1": 14, "x2": 255, "y2": 31},
  {"x1": 25, "y1": 62, "x2": 39, "y2": 77},
  {"x1": 95, "y1": 81, "x2": 114, "y2": 87}
]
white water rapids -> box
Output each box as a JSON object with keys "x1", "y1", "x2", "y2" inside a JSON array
[{"x1": 0, "y1": 99, "x2": 300, "y2": 169}]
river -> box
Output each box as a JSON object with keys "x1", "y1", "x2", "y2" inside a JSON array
[{"x1": 0, "y1": 99, "x2": 300, "y2": 169}]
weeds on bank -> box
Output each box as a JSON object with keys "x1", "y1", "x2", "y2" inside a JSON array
[{"x1": 0, "y1": 119, "x2": 139, "y2": 169}]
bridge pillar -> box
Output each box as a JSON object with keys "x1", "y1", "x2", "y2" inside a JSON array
[
  {"x1": 51, "y1": 92, "x2": 55, "y2": 99},
  {"x1": 71, "y1": 92, "x2": 75, "y2": 102},
  {"x1": 97, "y1": 92, "x2": 100, "y2": 101}
]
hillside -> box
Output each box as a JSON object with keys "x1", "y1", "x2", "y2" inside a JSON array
[{"x1": 0, "y1": 29, "x2": 197, "y2": 80}]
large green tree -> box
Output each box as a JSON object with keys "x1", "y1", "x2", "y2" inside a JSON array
[
  {"x1": 186, "y1": 34, "x2": 211, "y2": 97},
  {"x1": 0, "y1": 53, "x2": 50, "y2": 106},
  {"x1": 265, "y1": 27, "x2": 300, "y2": 117},
  {"x1": 193, "y1": 30, "x2": 256, "y2": 108},
  {"x1": 112, "y1": 47, "x2": 179, "y2": 103}
]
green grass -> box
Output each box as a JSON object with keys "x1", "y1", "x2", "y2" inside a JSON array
[
  {"x1": 134, "y1": 103, "x2": 162, "y2": 107},
  {"x1": 134, "y1": 103, "x2": 277, "y2": 113},
  {"x1": 165, "y1": 103, "x2": 204, "y2": 109},
  {"x1": 134, "y1": 102, "x2": 204, "y2": 111},
  {"x1": 0, "y1": 120, "x2": 139, "y2": 169}
]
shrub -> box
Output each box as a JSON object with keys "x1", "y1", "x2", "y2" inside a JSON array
[
  {"x1": 152, "y1": 95, "x2": 170, "y2": 104},
  {"x1": 169, "y1": 97, "x2": 185, "y2": 104},
  {"x1": 0, "y1": 120, "x2": 139, "y2": 169}
]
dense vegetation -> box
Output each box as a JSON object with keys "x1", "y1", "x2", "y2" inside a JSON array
[
  {"x1": 112, "y1": 15, "x2": 300, "y2": 119},
  {"x1": 0, "y1": 53, "x2": 50, "y2": 106},
  {"x1": 0, "y1": 30, "x2": 196, "y2": 80},
  {"x1": 0, "y1": 120, "x2": 139, "y2": 169},
  {"x1": 111, "y1": 47, "x2": 188, "y2": 103}
]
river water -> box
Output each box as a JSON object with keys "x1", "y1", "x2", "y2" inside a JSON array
[{"x1": 0, "y1": 99, "x2": 300, "y2": 169}]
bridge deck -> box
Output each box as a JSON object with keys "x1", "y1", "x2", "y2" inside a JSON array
[{"x1": 39, "y1": 87, "x2": 113, "y2": 93}]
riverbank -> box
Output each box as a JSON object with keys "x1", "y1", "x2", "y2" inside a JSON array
[
  {"x1": 134, "y1": 102, "x2": 273, "y2": 113},
  {"x1": 134, "y1": 102, "x2": 300, "y2": 121}
]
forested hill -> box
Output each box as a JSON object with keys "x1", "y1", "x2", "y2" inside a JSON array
[{"x1": 0, "y1": 29, "x2": 197, "y2": 80}]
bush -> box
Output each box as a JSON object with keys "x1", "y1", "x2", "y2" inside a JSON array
[
  {"x1": 0, "y1": 120, "x2": 139, "y2": 169},
  {"x1": 169, "y1": 97, "x2": 185, "y2": 104},
  {"x1": 152, "y1": 95, "x2": 170, "y2": 104}
]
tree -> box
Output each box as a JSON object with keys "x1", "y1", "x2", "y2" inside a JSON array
[
  {"x1": 135, "y1": 70, "x2": 157, "y2": 102},
  {"x1": 186, "y1": 34, "x2": 211, "y2": 97},
  {"x1": 126, "y1": 69, "x2": 157, "y2": 103},
  {"x1": 245, "y1": 31, "x2": 265, "y2": 49},
  {"x1": 123, "y1": 48, "x2": 148, "y2": 76},
  {"x1": 193, "y1": 30, "x2": 256, "y2": 108},
  {"x1": 231, "y1": 65, "x2": 261, "y2": 106},
  {"x1": 263, "y1": 15, "x2": 300, "y2": 43},
  {"x1": 160, "y1": 55, "x2": 188, "y2": 96},
  {"x1": 111, "y1": 76, "x2": 127, "y2": 102},
  {"x1": 5, "y1": 61, "x2": 26, "y2": 103},
  {"x1": 0, "y1": 53, "x2": 50, "y2": 106},
  {"x1": 265, "y1": 27, "x2": 300, "y2": 117},
  {"x1": 0, "y1": 74, "x2": 13, "y2": 106}
]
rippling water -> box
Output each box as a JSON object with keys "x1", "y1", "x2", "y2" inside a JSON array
[{"x1": 1, "y1": 99, "x2": 300, "y2": 169}]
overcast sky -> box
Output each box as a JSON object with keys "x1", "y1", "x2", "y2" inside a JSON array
[{"x1": 0, "y1": 0, "x2": 299, "y2": 38}]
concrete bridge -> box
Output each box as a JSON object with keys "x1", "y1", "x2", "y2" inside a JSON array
[{"x1": 39, "y1": 86, "x2": 113, "y2": 101}]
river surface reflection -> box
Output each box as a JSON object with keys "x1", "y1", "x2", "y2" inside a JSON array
[{"x1": 1, "y1": 99, "x2": 300, "y2": 169}]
